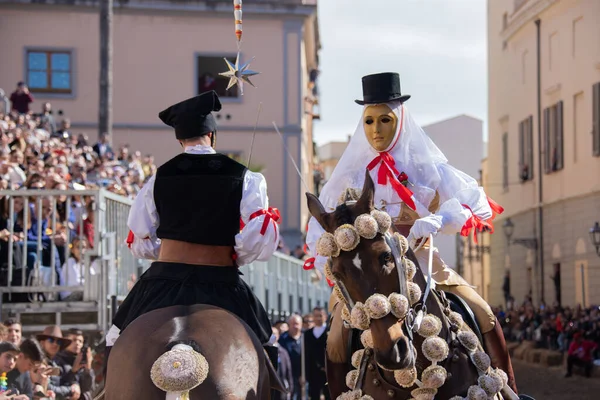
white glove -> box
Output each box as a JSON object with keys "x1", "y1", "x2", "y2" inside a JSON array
[{"x1": 408, "y1": 214, "x2": 443, "y2": 244}]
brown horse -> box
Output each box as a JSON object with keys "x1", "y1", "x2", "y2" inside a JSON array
[
  {"x1": 103, "y1": 304, "x2": 273, "y2": 399},
  {"x1": 307, "y1": 171, "x2": 524, "y2": 399}
]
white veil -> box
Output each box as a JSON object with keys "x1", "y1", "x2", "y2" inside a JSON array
[{"x1": 318, "y1": 101, "x2": 448, "y2": 214}]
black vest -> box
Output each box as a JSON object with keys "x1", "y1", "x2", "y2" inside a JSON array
[{"x1": 154, "y1": 153, "x2": 247, "y2": 246}]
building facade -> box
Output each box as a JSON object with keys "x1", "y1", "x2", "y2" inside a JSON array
[
  {"x1": 423, "y1": 115, "x2": 484, "y2": 270},
  {"x1": 317, "y1": 139, "x2": 348, "y2": 181},
  {"x1": 487, "y1": 0, "x2": 600, "y2": 308},
  {"x1": 0, "y1": 0, "x2": 320, "y2": 247}
]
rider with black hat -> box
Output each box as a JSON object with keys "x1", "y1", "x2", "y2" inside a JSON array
[{"x1": 104, "y1": 90, "x2": 281, "y2": 377}]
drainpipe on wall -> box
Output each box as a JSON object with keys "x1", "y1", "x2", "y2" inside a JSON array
[{"x1": 535, "y1": 18, "x2": 545, "y2": 304}]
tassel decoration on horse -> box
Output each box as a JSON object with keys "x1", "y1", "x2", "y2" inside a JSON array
[{"x1": 150, "y1": 344, "x2": 209, "y2": 399}]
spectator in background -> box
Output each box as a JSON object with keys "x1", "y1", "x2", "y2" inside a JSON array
[
  {"x1": 55, "y1": 328, "x2": 95, "y2": 398},
  {"x1": 4, "y1": 319, "x2": 22, "y2": 347},
  {"x1": 36, "y1": 325, "x2": 81, "y2": 399},
  {"x1": 0, "y1": 325, "x2": 7, "y2": 342},
  {"x1": 0, "y1": 342, "x2": 30, "y2": 399},
  {"x1": 565, "y1": 331, "x2": 597, "y2": 378},
  {"x1": 270, "y1": 326, "x2": 293, "y2": 400},
  {"x1": 304, "y1": 307, "x2": 329, "y2": 400},
  {"x1": 92, "y1": 132, "x2": 113, "y2": 160},
  {"x1": 9, "y1": 82, "x2": 34, "y2": 115},
  {"x1": 8, "y1": 338, "x2": 44, "y2": 398},
  {"x1": 39, "y1": 103, "x2": 57, "y2": 136},
  {"x1": 76, "y1": 202, "x2": 95, "y2": 249},
  {"x1": 278, "y1": 314, "x2": 303, "y2": 400}
]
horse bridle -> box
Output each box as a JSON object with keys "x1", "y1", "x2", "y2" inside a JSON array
[{"x1": 333, "y1": 231, "x2": 435, "y2": 333}]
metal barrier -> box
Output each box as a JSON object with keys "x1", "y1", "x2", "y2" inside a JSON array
[{"x1": 0, "y1": 189, "x2": 330, "y2": 331}]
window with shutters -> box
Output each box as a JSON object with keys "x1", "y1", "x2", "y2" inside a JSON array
[
  {"x1": 26, "y1": 49, "x2": 72, "y2": 94},
  {"x1": 518, "y1": 116, "x2": 534, "y2": 182},
  {"x1": 593, "y1": 82, "x2": 600, "y2": 157},
  {"x1": 543, "y1": 101, "x2": 564, "y2": 173},
  {"x1": 502, "y1": 133, "x2": 509, "y2": 191}
]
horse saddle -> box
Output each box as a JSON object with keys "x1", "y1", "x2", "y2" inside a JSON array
[{"x1": 441, "y1": 290, "x2": 483, "y2": 346}]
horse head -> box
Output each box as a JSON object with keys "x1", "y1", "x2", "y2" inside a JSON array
[{"x1": 307, "y1": 170, "x2": 417, "y2": 371}]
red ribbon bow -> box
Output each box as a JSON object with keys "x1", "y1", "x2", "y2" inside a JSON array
[
  {"x1": 303, "y1": 257, "x2": 316, "y2": 270},
  {"x1": 247, "y1": 207, "x2": 281, "y2": 236},
  {"x1": 460, "y1": 197, "x2": 504, "y2": 243},
  {"x1": 367, "y1": 152, "x2": 416, "y2": 210}
]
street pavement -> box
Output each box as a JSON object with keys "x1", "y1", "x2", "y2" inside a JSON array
[{"x1": 513, "y1": 359, "x2": 597, "y2": 399}]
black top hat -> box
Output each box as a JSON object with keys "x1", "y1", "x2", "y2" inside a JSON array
[{"x1": 355, "y1": 72, "x2": 411, "y2": 105}]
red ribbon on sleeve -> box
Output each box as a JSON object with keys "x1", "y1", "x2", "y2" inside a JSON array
[
  {"x1": 460, "y1": 196, "x2": 504, "y2": 243},
  {"x1": 126, "y1": 230, "x2": 135, "y2": 249},
  {"x1": 247, "y1": 207, "x2": 281, "y2": 235}
]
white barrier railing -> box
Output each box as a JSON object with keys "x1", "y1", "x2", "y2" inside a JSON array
[{"x1": 0, "y1": 189, "x2": 330, "y2": 330}]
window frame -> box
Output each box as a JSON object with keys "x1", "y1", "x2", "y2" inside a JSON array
[
  {"x1": 518, "y1": 115, "x2": 534, "y2": 182},
  {"x1": 593, "y1": 82, "x2": 600, "y2": 157},
  {"x1": 23, "y1": 47, "x2": 76, "y2": 99},
  {"x1": 195, "y1": 52, "x2": 243, "y2": 103},
  {"x1": 543, "y1": 101, "x2": 564, "y2": 173},
  {"x1": 502, "y1": 132, "x2": 509, "y2": 191}
]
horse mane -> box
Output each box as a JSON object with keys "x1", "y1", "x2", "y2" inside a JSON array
[{"x1": 333, "y1": 203, "x2": 355, "y2": 227}]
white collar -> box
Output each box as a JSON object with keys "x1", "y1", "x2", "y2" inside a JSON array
[
  {"x1": 313, "y1": 324, "x2": 327, "y2": 338},
  {"x1": 184, "y1": 144, "x2": 216, "y2": 155}
]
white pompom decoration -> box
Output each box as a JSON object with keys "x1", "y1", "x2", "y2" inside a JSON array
[
  {"x1": 346, "y1": 370, "x2": 359, "y2": 389},
  {"x1": 371, "y1": 210, "x2": 392, "y2": 233},
  {"x1": 417, "y1": 314, "x2": 442, "y2": 338},
  {"x1": 422, "y1": 337, "x2": 449, "y2": 363},
  {"x1": 466, "y1": 385, "x2": 488, "y2": 400},
  {"x1": 350, "y1": 302, "x2": 371, "y2": 330},
  {"x1": 404, "y1": 259, "x2": 417, "y2": 280},
  {"x1": 421, "y1": 365, "x2": 447, "y2": 389},
  {"x1": 389, "y1": 293, "x2": 409, "y2": 319},
  {"x1": 457, "y1": 331, "x2": 479, "y2": 353},
  {"x1": 334, "y1": 224, "x2": 361, "y2": 252},
  {"x1": 393, "y1": 366, "x2": 417, "y2": 388},
  {"x1": 316, "y1": 232, "x2": 340, "y2": 257},
  {"x1": 351, "y1": 349, "x2": 365, "y2": 369},
  {"x1": 360, "y1": 330, "x2": 373, "y2": 349},
  {"x1": 408, "y1": 282, "x2": 422, "y2": 305},
  {"x1": 365, "y1": 294, "x2": 391, "y2": 319},
  {"x1": 354, "y1": 214, "x2": 379, "y2": 239}
]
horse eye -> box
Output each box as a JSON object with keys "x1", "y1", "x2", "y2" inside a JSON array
[{"x1": 380, "y1": 252, "x2": 393, "y2": 266}]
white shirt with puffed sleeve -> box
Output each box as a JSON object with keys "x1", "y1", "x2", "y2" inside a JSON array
[{"x1": 125, "y1": 144, "x2": 280, "y2": 266}]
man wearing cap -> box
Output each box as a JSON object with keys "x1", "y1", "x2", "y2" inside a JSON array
[{"x1": 104, "y1": 90, "x2": 281, "y2": 378}]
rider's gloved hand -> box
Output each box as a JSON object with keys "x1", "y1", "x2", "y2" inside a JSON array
[{"x1": 407, "y1": 214, "x2": 443, "y2": 244}]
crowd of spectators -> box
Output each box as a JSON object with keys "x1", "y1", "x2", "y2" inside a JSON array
[
  {"x1": 0, "y1": 319, "x2": 99, "y2": 399},
  {"x1": 1, "y1": 82, "x2": 157, "y2": 301},
  {"x1": 2, "y1": 82, "x2": 157, "y2": 197},
  {"x1": 494, "y1": 295, "x2": 599, "y2": 377}
]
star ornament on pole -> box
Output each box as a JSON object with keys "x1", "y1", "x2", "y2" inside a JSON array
[{"x1": 218, "y1": 53, "x2": 260, "y2": 95}]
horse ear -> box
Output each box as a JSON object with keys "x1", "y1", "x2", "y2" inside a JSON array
[
  {"x1": 306, "y1": 192, "x2": 329, "y2": 230},
  {"x1": 356, "y1": 169, "x2": 375, "y2": 212}
]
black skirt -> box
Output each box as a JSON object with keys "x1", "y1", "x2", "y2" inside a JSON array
[{"x1": 112, "y1": 262, "x2": 272, "y2": 344}]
